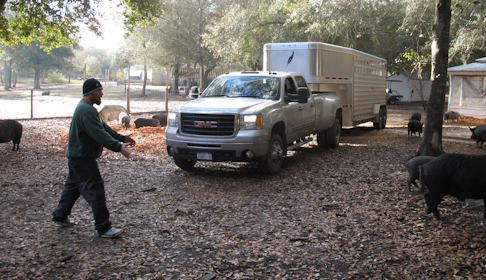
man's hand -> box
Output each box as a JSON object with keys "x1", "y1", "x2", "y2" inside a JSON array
[
  {"x1": 121, "y1": 143, "x2": 132, "y2": 159},
  {"x1": 125, "y1": 134, "x2": 136, "y2": 146}
]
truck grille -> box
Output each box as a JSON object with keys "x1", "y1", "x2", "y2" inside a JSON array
[{"x1": 180, "y1": 113, "x2": 236, "y2": 136}]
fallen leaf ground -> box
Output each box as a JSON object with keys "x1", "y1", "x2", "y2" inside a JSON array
[{"x1": 1, "y1": 103, "x2": 486, "y2": 279}]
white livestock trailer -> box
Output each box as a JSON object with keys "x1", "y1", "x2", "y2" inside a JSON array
[{"x1": 263, "y1": 42, "x2": 387, "y2": 128}]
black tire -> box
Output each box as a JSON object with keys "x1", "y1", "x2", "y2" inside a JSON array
[
  {"x1": 259, "y1": 133, "x2": 284, "y2": 174},
  {"x1": 388, "y1": 98, "x2": 396, "y2": 105},
  {"x1": 381, "y1": 107, "x2": 387, "y2": 129},
  {"x1": 325, "y1": 118, "x2": 341, "y2": 148},
  {"x1": 373, "y1": 107, "x2": 385, "y2": 129},
  {"x1": 317, "y1": 130, "x2": 327, "y2": 148},
  {"x1": 173, "y1": 155, "x2": 196, "y2": 170}
]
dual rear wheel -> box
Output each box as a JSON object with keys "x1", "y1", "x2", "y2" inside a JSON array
[{"x1": 317, "y1": 118, "x2": 341, "y2": 148}]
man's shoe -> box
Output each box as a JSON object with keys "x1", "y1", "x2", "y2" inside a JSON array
[
  {"x1": 99, "y1": 227, "x2": 124, "y2": 238},
  {"x1": 53, "y1": 218, "x2": 75, "y2": 227}
]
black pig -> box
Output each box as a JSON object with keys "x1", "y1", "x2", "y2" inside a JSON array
[
  {"x1": 444, "y1": 111, "x2": 460, "y2": 123},
  {"x1": 408, "y1": 120, "x2": 423, "y2": 137},
  {"x1": 0, "y1": 120, "x2": 23, "y2": 150},
  {"x1": 152, "y1": 113, "x2": 167, "y2": 127},
  {"x1": 135, "y1": 118, "x2": 160, "y2": 128},
  {"x1": 410, "y1": 112, "x2": 421, "y2": 122},
  {"x1": 406, "y1": 156, "x2": 436, "y2": 193},
  {"x1": 420, "y1": 153, "x2": 486, "y2": 220},
  {"x1": 470, "y1": 125, "x2": 486, "y2": 148}
]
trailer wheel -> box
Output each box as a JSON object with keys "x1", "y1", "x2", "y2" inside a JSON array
[
  {"x1": 325, "y1": 118, "x2": 341, "y2": 148},
  {"x1": 173, "y1": 155, "x2": 196, "y2": 170},
  {"x1": 259, "y1": 133, "x2": 284, "y2": 174}
]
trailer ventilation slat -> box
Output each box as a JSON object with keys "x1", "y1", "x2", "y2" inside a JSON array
[{"x1": 180, "y1": 113, "x2": 235, "y2": 136}]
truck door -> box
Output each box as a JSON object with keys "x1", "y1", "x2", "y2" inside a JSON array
[
  {"x1": 294, "y1": 75, "x2": 316, "y2": 135},
  {"x1": 282, "y1": 77, "x2": 304, "y2": 143}
]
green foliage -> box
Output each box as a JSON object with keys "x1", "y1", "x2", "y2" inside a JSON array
[
  {"x1": 116, "y1": 69, "x2": 125, "y2": 82},
  {"x1": 449, "y1": 0, "x2": 486, "y2": 64},
  {"x1": 47, "y1": 71, "x2": 67, "y2": 83},
  {"x1": 400, "y1": 0, "x2": 486, "y2": 67},
  {"x1": 9, "y1": 41, "x2": 74, "y2": 88},
  {"x1": 122, "y1": 0, "x2": 166, "y2": 32},
  {"x1": 112, "y1": 48, "x2": 130, "y2": 69},
  {"x1": 74, "y1": 47, "x2": 112, "y2": 76},
  {"x1": 204, "y1": 0, "x2": 313, "y2": 69},
  {"x1": 1, "y1": 0, "x2": 102, "y2": 52}
]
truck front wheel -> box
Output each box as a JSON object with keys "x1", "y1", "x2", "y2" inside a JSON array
[
  {"x1": 259, "y1": 133, "x2": 284, "y2": 174},
  {"x1": 173, "y1": 155, "x2": 197, "y2": 170}
]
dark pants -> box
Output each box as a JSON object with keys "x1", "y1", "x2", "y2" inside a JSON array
[{"x1": 52, "y1": 157, "x2": 112, "y2": 235}]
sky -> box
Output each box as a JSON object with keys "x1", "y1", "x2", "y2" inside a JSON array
[{"x1": 78, "y1": 0, "x2": 126, "y2": 52}]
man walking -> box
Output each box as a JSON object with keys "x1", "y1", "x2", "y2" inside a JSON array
[{"x1": 52, "y1": 78, "x2": 135, "y2": 238}]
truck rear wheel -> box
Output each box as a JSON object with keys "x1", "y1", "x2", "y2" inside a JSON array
[
  {"x1": 325, "y1": 118, "x2": 341, "y2": 148},
  {"x1": 259, "y1": 133, "x2": 284, "y2": 174},
  {"x1": 373, "y1": 107, "x2": 386, "y2": 129},
  {"x1": 173, "y1": 155, "x2": 197, "y2": 170},
  {"x1": 317, "y1": 130, "x2": 327, "y2": 148}
]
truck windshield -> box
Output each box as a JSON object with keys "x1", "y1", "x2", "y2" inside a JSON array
[{"x1": 202, "y1": 76, "x2": 279, "y2": 100}]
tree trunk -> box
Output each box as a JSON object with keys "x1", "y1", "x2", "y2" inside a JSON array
[
  {"x1": 141, "y1": 64, "x2": 147, "y2": 97},
  {"x1": 199, "y1": 65, "x2": 205, "y2": 91},
  {"x1": 8, "y1": 59, "x2": 12, "y2": 89},
  {"x1": 173, "y1": 64, "x2": 180, "y2": 96},
  {"x1": 416, "y1": 0, "x2": 451, "y2": 157},
  {"x1": 34, "y1": 68, "x2": 41, "y2": 89},
  {"x1": 13, "y1": 71, "x2": 17, "y2": 87},
  {"x1": 3, "y1": 60, "x2": 8, "y2": 90},
  {"x1": 202, "y1": 65, "x2": 217, "y2": 91}
]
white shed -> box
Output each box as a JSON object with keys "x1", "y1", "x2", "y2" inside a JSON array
[
  {"x1": 448, "y1": 57, "x2": 486, "y2": 119},
  {"x1": 124, "y1": 65, "x2": 153, "y2": 81},
  {"x1": 387, "y1": 72, "x2": 431, "y2": 102}
]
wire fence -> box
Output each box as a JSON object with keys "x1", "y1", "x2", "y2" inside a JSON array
[{"x1": 0, "y1": 81, "x2": 190, "y2": 120}]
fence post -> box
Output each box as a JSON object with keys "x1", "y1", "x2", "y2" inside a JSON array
[
  {"x1": 127, "y1": 63, "x2": 131, "y2": 114},
  {"x1": 31, "y1": 89, "x2": 34, "y2": 119},
  {"x1": 165, "y1": 68, "x2": 169, "y2": 112}
]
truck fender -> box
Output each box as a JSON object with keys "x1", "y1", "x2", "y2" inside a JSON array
[{"x1": 317, "y1": 94, "x2": 342, "y2": 130}]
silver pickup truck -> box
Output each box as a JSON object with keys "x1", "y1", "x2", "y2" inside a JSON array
[{"x1": 165, "y1": 71, "x2": 342, "y2": 174}]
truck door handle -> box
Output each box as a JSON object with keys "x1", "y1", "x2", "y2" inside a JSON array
[{"x1": 298, "y1": 106, "x2": 303, "y2": 110}]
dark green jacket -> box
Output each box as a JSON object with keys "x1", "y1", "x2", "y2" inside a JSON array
[{"x1": 66, "y1": 99, "x2": 126, "y2": 158}]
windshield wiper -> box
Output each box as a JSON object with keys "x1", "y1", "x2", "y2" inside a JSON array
[{"x1": 231, "y1": 95, "x2": 262, "y2": 98}]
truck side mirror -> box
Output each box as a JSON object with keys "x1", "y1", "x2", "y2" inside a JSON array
[{"x1": 297, "y1": 88, "x2": 308, "y2": 103}]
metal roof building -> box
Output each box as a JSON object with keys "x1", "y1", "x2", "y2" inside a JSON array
[{"x1": 448, "y1": 58, "x2": 486, "y2": 118}]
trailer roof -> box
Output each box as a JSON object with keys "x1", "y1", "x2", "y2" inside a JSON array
[{"x1": 264, "y1": 42, "x2": 386, "y2": 63}]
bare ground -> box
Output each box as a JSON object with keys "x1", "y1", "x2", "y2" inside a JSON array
[{"x1": 1, "y1": 102, "x2": 486, "y2": 279}]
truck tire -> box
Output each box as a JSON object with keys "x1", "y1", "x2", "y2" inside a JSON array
[
  {"x1": 373, "y1": 107, "x2": 386, "y2": 129},
  {"x1": 381, "y1": 107, "x2": 387, "y2": 129},
  {"x1": 317, "y1": 130, "x2": 327, "y2": 148},
  {"x1": 259, "y1": 133, "x2": 284, "y2": 174},
  {"x1": 173, "y1": 155, "x2": 196, "y2": 170},
  {"x1": 325, "y1": 118, "x2": 341, "y2": 148}
]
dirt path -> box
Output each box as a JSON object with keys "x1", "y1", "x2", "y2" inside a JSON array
[{"x1": 2, "y1": 95, "x2": 486, "y2": 279}]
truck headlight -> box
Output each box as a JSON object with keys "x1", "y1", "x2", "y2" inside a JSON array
[
  {"x1": 168, "y1": 112, "x2": 178, "y2": 127},
  {"x1": 240, "y1": 114, "x2": 263, "y2": 130}
]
